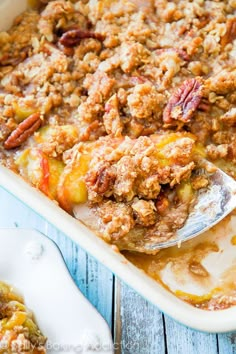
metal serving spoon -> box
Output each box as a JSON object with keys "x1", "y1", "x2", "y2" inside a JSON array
[
  {"x1": 125, "y1": 164, "x2": 236, "y2": 252},
  {"x1": 75, "y1": 162, "x2": 236, "y2": 253}
]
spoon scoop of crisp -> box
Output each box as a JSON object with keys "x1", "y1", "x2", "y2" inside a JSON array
[
  {"x1": 127, "y1": 165, "x2": 236, "y2": 253},
  {"x1": 74, "y1": 163, "x2": 236, "y2": 254}
]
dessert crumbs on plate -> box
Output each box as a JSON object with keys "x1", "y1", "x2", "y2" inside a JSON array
[{"x1": 0, "y1": 281, "x2": 46, "y2": 353}]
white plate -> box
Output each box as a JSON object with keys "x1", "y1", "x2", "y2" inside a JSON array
[
  {"x1": 0, "y1": 229, "x2": 113, "y2": 354},
  {"x1": 0, "y1": 0, "x2": 27, "y2": 31}
]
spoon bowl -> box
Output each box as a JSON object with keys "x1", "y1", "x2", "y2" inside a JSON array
[{"x1": 131, "y1": 165, "x2": 236, "y2": 252}]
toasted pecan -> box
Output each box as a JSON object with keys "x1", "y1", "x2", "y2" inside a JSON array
[
  {"x1": 0, "y1": 46, "x2": 30, "y2": 66},
  {"x1": 59, "y1": 29, "x2": 105, "y2": 47},
  {"x1": 3, "y1": 113, "x2": 42, "y2": 150},
  {"x1": 85, "y1": 163, "x2": 116, "y2": 197},
  {"x1": 221, "y1": 17, "x2": 236, "y2": 48},
  {"x1": 163, "y1": 78, "x2": 203, "y2": 124}
]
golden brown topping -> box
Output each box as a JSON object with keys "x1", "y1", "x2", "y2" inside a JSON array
[
  {"x1": 38, "y1": 0, "x2": 74, "y2": 41},
  {"x1": 220, "y1": 108, "x2": 236, "y2": 126},
  {"x1": 0, "y1": 46, "x2": 30, "y2": 66},
  {"x1": 59, "y1": 29, "x2": 105, "y2": 47},
  {"x1": 127, "y1": 83, "x2": 164, "y2": 120},
  {"x1": 155, "y1": 48, "x2": 190, "y2": 62},
  {"x1": 221, "y1": 17, "x2": 236, "y2": 48},
  {"x1": 156, "y1": 194, "x2": 169, "y2": 215},
  {"x1": 163, "y1": 78, "x2": 203, "y2": 124},
  {"x1": 103, "y1": 94, "x2": 123, "y2": 136},
  {"x1": 206, "y1": 144, "x2": 229, "y2": 160},
  {"x1": 85, "y1": 162, "x2": 116, "y2": 197},
  {"x1": 3, "y1": 113, "x2": 42, "y2": 150},
  {"x1": 205, "y1": 70, "x2": 236, "y2": 95},
  {"x1": 191, "y1": 175, "x2": 209, "y2": 190},
  {"x1": 132, "y1": 199, "x2": 157, "y2": 226},
  {"x1": 96, "y1": 200, "x2": 135, "y2": 241},
  {"x1": 83, "y1": 133, "x2": 196, "y2": 209},
  {"x1": 189, "y1": 261, "x2": 209, "y2": 277}
]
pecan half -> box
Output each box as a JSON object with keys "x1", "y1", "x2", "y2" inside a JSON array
[
  {"x1": 59, "y1": 29, "x2": 105, "y2": 47},
  {"x1": 221, "y1": 18, "x2": 236, "y2": 48},
  {"x1": 0, "y1": 46, "x2": 30, "y2": 66},
  {"x1": 163, "y1": 78, "x2": 203, "y2": 124},
  {"x1": 85, "y1": 163, "x2": 116, "y2": 197},
  {"x1": 4, "y1": 113, "x2": 42, "y2": 150}
]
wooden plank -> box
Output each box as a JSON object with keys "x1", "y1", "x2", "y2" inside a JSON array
[
  {"x1": 74, "y1": 247, "x2": 89, "y2": 296},
  {"x1": 0, "y1": 187, "x2": 113, "y2": 329},
  {"x1": 86, "y1": 256, "x2": 114, "y2": 327},
  {"x1": 114, "y1": 279, "x2": 165, "y2": 354},
  {"x1": 164, "y1": 314, "x2": 218, "y2": 354},
  {"x1": 0, "y1": 187, "x2": 34, "y2": 227},
  {"x1": 218, "y1": 333, "x2": 236, "y2": 354}
]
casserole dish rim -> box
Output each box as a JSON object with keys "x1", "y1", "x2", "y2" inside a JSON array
[{"x1": 1, "y1": 165, "x2": 236, "y2": 333}]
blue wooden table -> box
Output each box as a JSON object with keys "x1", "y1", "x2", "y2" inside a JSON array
[{"x1": 0, "y1": 186, "x2": 235, "y2": 354}]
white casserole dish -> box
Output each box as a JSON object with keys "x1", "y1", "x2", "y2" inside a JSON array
[{"x1": 1, "y1": 0, "x2": 236, "y2": 333}]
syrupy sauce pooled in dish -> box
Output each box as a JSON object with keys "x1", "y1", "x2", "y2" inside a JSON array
[{"x1": 125, "y1": 214, "x2": 236, "y2": 310}]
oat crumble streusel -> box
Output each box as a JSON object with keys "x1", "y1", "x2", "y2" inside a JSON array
[{"x1": 0, "y1": 0, "x2": 236, "y2": 253}]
